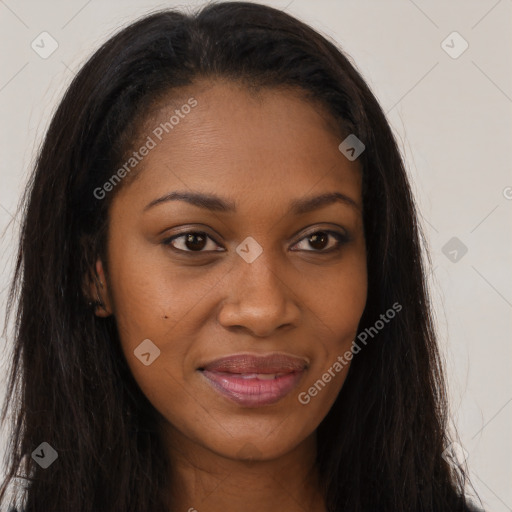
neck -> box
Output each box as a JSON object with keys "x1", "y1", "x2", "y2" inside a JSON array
[{"x1": 161, "y1": 424, "x2": 326, "y2": 512}]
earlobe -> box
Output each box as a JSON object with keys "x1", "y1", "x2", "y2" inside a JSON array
[{"x1": 87, "y1": 259, "x2": 113, "y2": 317}]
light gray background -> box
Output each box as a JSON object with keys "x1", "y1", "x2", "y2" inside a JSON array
[{"x1": 0, "y1": 0, "x2": 511, "y2": 510}]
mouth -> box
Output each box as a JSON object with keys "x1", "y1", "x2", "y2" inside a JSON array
[{"x1": 198, "y1": 353, "x2": 308, "y2": 408}]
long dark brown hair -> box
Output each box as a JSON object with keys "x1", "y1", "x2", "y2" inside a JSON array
[{"x1": 1, "y1": 2, "x2": 475, "y2": 511}]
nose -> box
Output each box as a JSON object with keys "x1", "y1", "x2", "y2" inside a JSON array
[{"x1": 217, "y1": 251, "x2": 301, "y2": 337}]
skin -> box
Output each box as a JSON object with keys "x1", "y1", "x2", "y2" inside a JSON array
[{"x1": 90, "y1": 78, "x2": 367, "y2": 512}]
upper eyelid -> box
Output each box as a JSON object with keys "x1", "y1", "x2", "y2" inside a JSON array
[
  {"x1": 165, "y1": 227, "x2": 347, "y2": 251},
  {"x1": 166, "y1": 222, "x2": 348, "y2": 240}
]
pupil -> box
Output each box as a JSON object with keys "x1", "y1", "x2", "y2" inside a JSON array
[
  {"x1": 310, "y1": 232, "x2": 328, "y2": 250},
  {"x1": 185, "y1": 233, "x2": 206, "y2": 251}
]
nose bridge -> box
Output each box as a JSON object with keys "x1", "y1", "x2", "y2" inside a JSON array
[
  {"x1": 239, "y1": 246, "x2": 285, "y2": 299},
  {"x1": 236, "y1": 237, "x2": 287, "y2": 307},
  {"x1": 218, "y1": 237, "x2": 299, "y2": 335}
]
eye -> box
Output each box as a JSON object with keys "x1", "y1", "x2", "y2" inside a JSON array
[
  {"x1": 162, "y1": 231, "x2": 224, "y2": 253},
  {"x1": 291, "y1": 230, "x2": 348, "y2": 253},
  {"x1": 162, "y1": 229, "x2": 349, "y2": 255}
]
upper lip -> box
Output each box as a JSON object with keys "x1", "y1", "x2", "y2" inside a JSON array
[{"x1": 199, "y1": 353, "x2": 309, "y2": 374}]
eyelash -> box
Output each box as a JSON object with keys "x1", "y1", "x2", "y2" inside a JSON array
[{"x1": 162, "y1": 229, "x2": 349, "y2": 255}]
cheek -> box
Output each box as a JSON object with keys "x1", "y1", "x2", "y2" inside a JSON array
[
  {"x1": 105, "y1": 240, "x2": 226, "y2": 410},
  {"x1": 296, "y1": 251, "x2": 367, "y2": 409},
  {"x1": 106, "y1": 232, "x2": 220, "y2": 343},
  {"x1": 309, "y1": 251, "x2": 368, "y2": 347},
  {"x1": 108, "y1": 261, "x2": 203, "y2": 433}
]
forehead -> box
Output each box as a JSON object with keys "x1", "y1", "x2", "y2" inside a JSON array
[{"x1": 113, "y1": 79, "x2": 362, "y2": 213}]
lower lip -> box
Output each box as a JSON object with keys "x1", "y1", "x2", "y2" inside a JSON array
[{"x1": 200, "y1": 370, "x2": 304, "y2": 407}]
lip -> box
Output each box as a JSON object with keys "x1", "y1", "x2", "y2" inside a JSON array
[{"x1": 198, "y1": 353, "x2": 308, "y2": 407}]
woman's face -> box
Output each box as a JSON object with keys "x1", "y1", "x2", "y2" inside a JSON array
[{"x1": 95, "y1": 79, "x2": 367, "y2": 461}]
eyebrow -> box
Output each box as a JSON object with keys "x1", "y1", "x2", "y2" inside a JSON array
[{"x1": 143, "y1": 190, "x2": 360, "y2": 214}]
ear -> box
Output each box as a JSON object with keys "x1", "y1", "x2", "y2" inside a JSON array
[{"x1": 86, "y1": 259, "x2": 113, "y2": 317}]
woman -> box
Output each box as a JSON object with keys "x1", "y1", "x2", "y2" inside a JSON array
[{"x1": 0, "y1": 2, "x2": 481, "y2": 511}]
